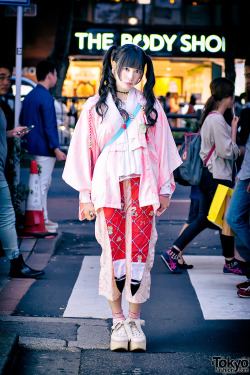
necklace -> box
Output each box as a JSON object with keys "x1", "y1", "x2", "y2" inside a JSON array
[{"x1": 117, "y1": 90, "x2": 129, "y2": 95}]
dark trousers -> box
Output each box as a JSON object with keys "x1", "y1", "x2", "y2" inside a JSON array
[{"x1": 174, "y1": 168, "x2": 234, "y2": 258}]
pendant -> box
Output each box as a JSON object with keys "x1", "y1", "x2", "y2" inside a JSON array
[{"x1": 139, "y1": 122, "x2": 146, "y2": 134}]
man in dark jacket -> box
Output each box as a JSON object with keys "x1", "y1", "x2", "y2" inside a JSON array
[{"x1": 20, "y1": 60, "x2": 66, "y2": 233}]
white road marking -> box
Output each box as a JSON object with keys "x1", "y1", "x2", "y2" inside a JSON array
[
  {"x1": 63, "y1": 256, "x2": 128, "y2": 319},
  {"x1": 185, "y1": 255, "x2": 250, "y2": 320},
  {"x1": 64, "y1": 255, "x2": 249, "y2": 320}
]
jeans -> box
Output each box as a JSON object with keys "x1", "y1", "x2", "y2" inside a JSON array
[
  {"x1": 35, "y1": 156, "x2": 56, "y2": 222},
  {"x1": 174, "y1": 168, "x2": 235, "y2": 258},
  {"x1": 225, "y1": 179, "x2": 250, "y2": 250},
  {"x1": 0, "y1": 177, "x2": 19, "y2": 260}
]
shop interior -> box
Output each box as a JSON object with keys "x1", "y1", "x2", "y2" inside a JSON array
[{"x1": 62, "y1": 56, "x2": 226, "y2": 111}]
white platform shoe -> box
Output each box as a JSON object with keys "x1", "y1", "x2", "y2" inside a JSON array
[
  {"x1": 124, "y1": 318, "x2": 146, "y2": 352},
  {"x1": 110, "y1": 320, "x2": 129, "y2": 351}
]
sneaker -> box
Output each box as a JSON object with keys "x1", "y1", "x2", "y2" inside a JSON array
[
  {"x1": 45, "y1": 225, "x2": 57, "y2": 233},
  {"x1": 110, "y1": 320, "x2": 129, "y2": 351},
  {"x1": 178, "y1": 260, "x2": 194, "y2": 269},
  {"x1": 223, "y1": 261, "x2": 246, "y2": 275},
  {"x1": 161, "y1": 251, "x2": 182, "y2": 274},
  {"x1": 45, "y1": 219, "x2": 58, "y2": 228},
  {"x1": 124, "y1": 318, "x2": 146, "y2": 352},
  {"x1": 236, "y1": 279, "x2": 250, "y2": 290},
  {"x1": 237, "y1": 286, "x2": 250, "y2": 298}
]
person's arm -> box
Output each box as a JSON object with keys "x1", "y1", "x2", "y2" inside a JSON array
[
  {"x1": 41, "y1": 95, "x2": 67, "y2": 160},
  {"x1": 247, "y1": 182, "x2": 250, "y2": 194},
  {"x1": 41, "y1": 95, "x2": 60, "y2": 149},
  {"x1": 54, "y1": 148, "x2": 66, "y2": 161},
  {"x1": 157, "y1": 195, "x2": 171, "y2": 213},
  {"x1": 211, "y1": 115, "x2": 239, "y2": 160},
  {"x1": 231, "y1": 115, "x2": 238, "y2": 143},
  {"x1": 157, "y1": 179, "x2": 171, "y2": 213},
  {"x1": 6, "y1": 127, "x2": 27, "y2": 138},
  {"x1": 62, "y1": 105, "x2": 99, "y2": 220}
]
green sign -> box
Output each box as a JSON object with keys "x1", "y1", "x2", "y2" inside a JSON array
[{"x1": 71, "y1": 29, "x2": 226, "y2": 57}]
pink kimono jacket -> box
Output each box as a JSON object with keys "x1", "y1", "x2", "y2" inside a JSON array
[{"x1": 62, "y1": 88, "x2": 182, "y2": 219}]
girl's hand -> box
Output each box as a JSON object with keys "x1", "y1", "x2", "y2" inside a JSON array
[
  {"x1": 231, "y1": 115, "x2": 239, "y2": 130},
  {"x1": 231, "y1": 116, "x2": 239, "y2": 143},
  {"x1": 157, "y1": 195, "x2": 170, "y2": 214},
  {"x1": 83, "y1": 202, "x2": 96, "y2": 221}
]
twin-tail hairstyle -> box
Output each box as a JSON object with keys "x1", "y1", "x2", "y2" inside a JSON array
[
  {"x1": 200, "y1": 77, "x2": 234, "y2": 127},
  {"x1": 96, "y1": 44, "x2": 158, "y2": 127}
]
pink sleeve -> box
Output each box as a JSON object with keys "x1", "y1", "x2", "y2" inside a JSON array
[
  {"x1": 153, "y1": 103, "x2": 182, "y2": 195},
  {"x1": 62, "y1": 106, "x2": 99, "y2": 219}
]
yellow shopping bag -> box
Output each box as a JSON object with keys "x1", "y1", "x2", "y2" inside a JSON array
[{"x1": 207, "y1": 184, "x2": 235, "y2": 235}]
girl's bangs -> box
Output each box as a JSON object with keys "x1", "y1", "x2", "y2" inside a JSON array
[{"x1": 118, "y1": 48, "x2": 145, "y2": 73}]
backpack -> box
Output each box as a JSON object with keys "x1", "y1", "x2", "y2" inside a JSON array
[{"x1": 174, "y1": 132, "x2": 215, "y2": 186}]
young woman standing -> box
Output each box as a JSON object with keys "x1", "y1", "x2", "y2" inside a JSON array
[{"x1": 63, "y1": 44, "x2": 181, "y2": 351}]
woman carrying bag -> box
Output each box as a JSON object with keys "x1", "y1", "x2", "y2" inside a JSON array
[
  {"x1": 161, "y1": 77, "x2": 245, "y2": 275},
  {"x1": 63, "y1": 44, "x2": 181, "y2": 352}
]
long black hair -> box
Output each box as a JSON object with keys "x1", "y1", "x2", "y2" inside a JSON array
[
  {"x1": 200, "y1": 77, "x2": 234, "y2": 127},
  {"x1": 96, "y1": 44, "x2": 158, "y2": 126}
]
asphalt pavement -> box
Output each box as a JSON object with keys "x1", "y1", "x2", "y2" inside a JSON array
[{"x1": 0, "y1": 167, "x2": 249, "y2": 375}]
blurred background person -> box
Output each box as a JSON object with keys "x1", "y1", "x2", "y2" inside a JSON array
[
  {"x1": 161, "y1": 77, "x2": 245, "y2": 275},
  {"x1": 0, "y1": 61, "x2": 45, "y2": 278},
  {"x1": 20, "y1": 60, "x2": 67, "y2": 234},
  {"x1": 169, "y1": 92, "x2": 180, "y2": 128}
]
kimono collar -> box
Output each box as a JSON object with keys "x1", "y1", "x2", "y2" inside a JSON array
[{"x1": 105, "y1": 88, "x2": 146, "y2": 124}]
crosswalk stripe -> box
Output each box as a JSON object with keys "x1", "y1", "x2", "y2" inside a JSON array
[
  {"x1": 185, "y1": 255, "x2": 250, "y2": 320},
  {"x1": 64, "y1": 255, "x2": 250, "y2": 320},
  {"x1": 63, "y1": 256, "x2": 128, "y2": 319}
]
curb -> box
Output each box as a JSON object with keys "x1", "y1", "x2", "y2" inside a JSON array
[
  {"x1": 0, "y1": 333, "x2": 18, "y2": 375},
  {"x1": 0, "y1": 231, "x2": 62, "y2": 375}
]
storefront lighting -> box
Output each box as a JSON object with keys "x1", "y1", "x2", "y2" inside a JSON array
[
  {"x1": 170, "y1": 0, "x2": 175, "y2": 4},
  {"x1": 166, "y1": 67, "x2": 171, "y2": 71},
  {"x1": 137, "y1": 0, "x2": 151, "y2": 4},
  {"x1": 192, "y1": 1, "x2": 197, "y2": 5},
  {"x1": 128, "y1": 17, "x2": 138, "y2": 25}
]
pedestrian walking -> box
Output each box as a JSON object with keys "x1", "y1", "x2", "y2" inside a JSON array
[
  {"x1": 0, "y1": 60, "x2": 45, "y2": 278},
  {"x1": 161, "y1": 77, "x2": 245, "y2": 275},
  {"x1": 225, "y1": 59, "x2": 250, "y2": 297},
  {"x1": 20, "y1": 60, "x2": 66, "y2": 233},
  {"x1": 63, "y1": 44, "x2": 181, "y2": 352},
  {"x1": 226, "y1": 132, "x2": 250, "y2": 297}
]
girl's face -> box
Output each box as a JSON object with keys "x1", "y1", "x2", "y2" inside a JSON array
[{"x1": 114, "y1": 65, "x2": 143, "y2": 92}]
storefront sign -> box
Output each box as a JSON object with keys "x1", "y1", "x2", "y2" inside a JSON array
[
  {"x1": 72, "y1": 30, "x2": 226, "y2": 57},
  {"x1": 0, "y1": 0, "x2": 30, "y2": 4}
]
